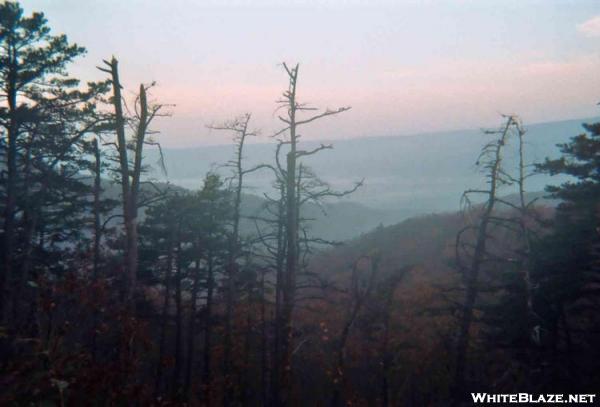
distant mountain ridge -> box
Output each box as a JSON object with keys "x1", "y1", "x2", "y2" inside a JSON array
[
  {"x1": 145, "y1": 116, "x2": 594, "y2": 217},
  {"x1": 96, "y1": 179, "x2": 398, "y2": 242}
]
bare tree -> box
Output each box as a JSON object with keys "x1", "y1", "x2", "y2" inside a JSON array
[
  {"x1": 98, "y1": 57, "x2": 168, "y2": 310},
  {"x1": 512, "y1": 119, "x2": 539, "y2": 342},
  {"x1": 452, "y1": 115, "x2": 521, "y2": 403},
  {"x1": 272, "y1": 62, "x2": 351, "y2": 405},
  {"x1": 488, "y1": 117, "x2": 541, "y2": 344},
  {"x1": 208, "y1": 113, "x2": 264, "y2": 404}
]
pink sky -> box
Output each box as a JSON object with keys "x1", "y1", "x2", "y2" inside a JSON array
[{"x1": 21, "y1": 0, "x2": 600, "y2": 147}]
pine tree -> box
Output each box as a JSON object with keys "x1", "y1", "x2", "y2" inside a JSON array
[
  {"x1": 0, "y1": 1, "x2": 108, "y2": 323},
  {"x1": 532, "y1": 119, "x2": 600, "y2": 392}
]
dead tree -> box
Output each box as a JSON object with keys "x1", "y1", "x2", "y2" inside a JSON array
[
  {"x1": 99, "y1": 58, "x2": 131, "y2": 301},
  {"x1": 488, "y1": 117, "x2": 541, "y2": 344},
  {"x1": 207, "y1": 113, "x2": 265, "y2": 404},
  {"x1": 253, "y1": 174, "x2": 287, "y2": 405},
  {"x1": 452, "y1": 115, "x2": 520, "y2": 402},
  {"x1": 512, "y1": 119, "x2": 539, "y2": 341},
  {"x1": 242, "y1": 65, "x2": 359, "y2": 405},
  {"x1": 489, "y1": 118, "x2": 547, "y2": 380},
  {"x1": 272, "y1": 62, "x2": 351, "y2": 405},
  {"x1": 98, "y1": 57, "x2": 167, "y2": 310}
]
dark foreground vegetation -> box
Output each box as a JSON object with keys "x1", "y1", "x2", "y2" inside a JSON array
[{"x1": 1, "y1": 2, "x2": 599, "y2": 405}]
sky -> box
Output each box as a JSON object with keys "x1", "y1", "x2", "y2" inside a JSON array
[{"x1": 18, "y1": 0, "x2": 600, "y2": 147}]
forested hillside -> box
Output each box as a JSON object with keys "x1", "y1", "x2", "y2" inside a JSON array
[
  {"x1": 1, "y1": 2, "x2": 599, "y2": 406},
  {"x1": 96, "y1": 180, "x2": 399, "y2": 242}
]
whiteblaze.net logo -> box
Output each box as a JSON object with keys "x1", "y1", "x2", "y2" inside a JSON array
[{"x1": 471, "y1": 393, "x2": 597, "y2": 404}]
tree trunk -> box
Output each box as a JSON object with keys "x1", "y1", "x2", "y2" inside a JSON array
[
  {"x1": 452, "y1": 117, "x2": 513, "y2": 403},
  {"x1": 173, "y1": 235, "x2": 183, "y2": 398},
  {"x1": 271, "y1": 184, "x2": 286, "y2": 406},
  {"x1": 1, "y1": 63, "x2": 19, "y2": 322},
  {"x1": 93, "y1": 137, "x2": 102, "y2": 280},
  {"x1": 260, "y1": 269, "x2": 269, "y2": 407},
  {"x1": 202, "y1": 250, "x2": 215, "y2": 406},
  {"x1": 331, "y1": 257, "x2": 378, "y2": 407},
  {"x1": 240, "y1": 307, "x2": 252, "y2": 406},
  {"x1": 516, "y1": 124, "x2": 537, "y2": 343},
  {"x1": 91, "y1": 137, "x2": 102, "y2": 360},
  {"x1": 154, "y1": 237, "x2": 174, "y2": 398},
  {"x1": 12, "y1": 140, "x2": 33, "y2": 326},
  {"x1": 223, "y1": 123, "x2": 247, "y2": 407},
  {"x1": 126, "y1": 84, "x2": 148, "y2": 311},
  {"x1": 184, "y1": 256, "x2": 201, "y2": 399},
  {"x1": 280, "y1": 65, "x2": 299, "y2": 406},
  {"x1": 105, "y1": 58, "x2": 134, "y2": 306}
]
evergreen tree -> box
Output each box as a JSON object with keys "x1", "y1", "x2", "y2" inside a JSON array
[
  {"x1": 0, "y1": 0, "x2": 108, "y2": 323},
  {"x1": 533, "y1": 119, "x2": 600, "y2": 392},
  {"x1": 139, "y1": 174, "x2": 232, "y2": 401}
]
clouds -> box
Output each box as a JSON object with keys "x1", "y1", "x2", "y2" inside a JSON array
[{"x1": 577, "y1": 15, "x2": 600, "y2": 37}]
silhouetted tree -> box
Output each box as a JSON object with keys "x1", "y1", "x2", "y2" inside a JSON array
[
  {"x1": 532, "y1": 117, "x2": 600, "y2": 392},
  {"x1": 0, "y1": 0, "x2": 97, "y2": 321},
  {"x1": 452, "y1": 115, "x2": 521, "y2": 402},
  {"x1": 269, "y1": 62, "x2": 353, "y2": 405},
  {"x1": 208, "y1": 113, "x2": 266, "y2": 404},
  {"x1": 98, "y1": 58, "x2": 168, "y2": 310}
]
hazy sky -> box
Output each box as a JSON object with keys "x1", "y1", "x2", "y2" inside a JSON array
[{"x1": 19, "y1": 0, "x2": 600, "y2": 147}]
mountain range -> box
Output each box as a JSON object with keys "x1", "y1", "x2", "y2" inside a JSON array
[{"x1": 140, "y1": 116, "x2": 593, "y2": 239}]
